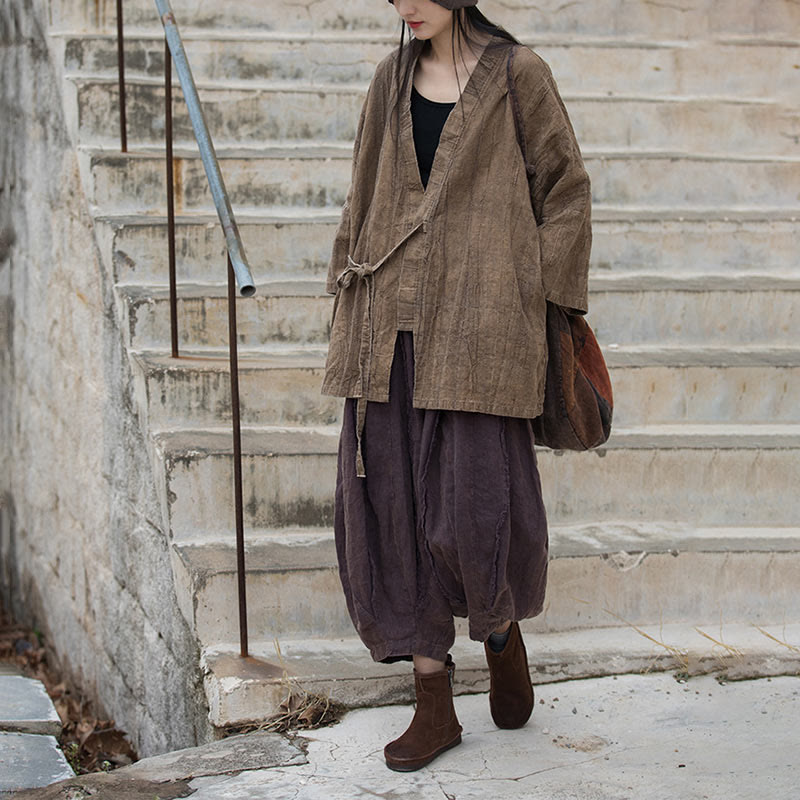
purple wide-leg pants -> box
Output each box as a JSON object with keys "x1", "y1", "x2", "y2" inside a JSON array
[{"x1": 334, "y1": 331, "x2": 549, "y2": 664}]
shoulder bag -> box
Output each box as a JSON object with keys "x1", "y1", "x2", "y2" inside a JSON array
[{"x1": 506, "y1": 46, "x2": 614, "y2": 451}]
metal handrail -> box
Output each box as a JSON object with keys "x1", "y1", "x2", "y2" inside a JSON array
[
  {"x1": 115, "y1": 0, "x2": 255, "y2": 657},
  {"x1": 155, "y1": 0, "x2": 255, "y2": 297}
]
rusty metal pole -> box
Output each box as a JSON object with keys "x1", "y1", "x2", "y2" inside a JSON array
[
  {"x1": 156, "y1": 0, "x2": 254, "y2": 658},
  {"x1": 227, "y1": 253, "x2": 249, "y2": 657},
  {"x1": 165, "y1": 37, "x2": 179, "y2": 358},
  {"x1": 116, "y1": 0, "x2": 127, "y2": 152}
]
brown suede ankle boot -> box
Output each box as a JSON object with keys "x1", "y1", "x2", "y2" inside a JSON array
[
  {"x1": 384, "y1": 654, "x2": 463, "y2": 771},
  {"x1": 484, "y1": 621, "x2": 534, "y2": 729}
]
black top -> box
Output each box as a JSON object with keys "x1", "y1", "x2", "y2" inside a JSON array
[{"x1": 410, "y1": 85, "x2": 456, "y2": 189}]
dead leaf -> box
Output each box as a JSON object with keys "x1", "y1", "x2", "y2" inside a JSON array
[{"x1": 0, "y1": 601, "x2": 139, "y2": 774}]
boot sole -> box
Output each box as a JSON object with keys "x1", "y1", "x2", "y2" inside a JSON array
[{"x1": 384, "y1": 733, "x2": 462, "y2": 772}]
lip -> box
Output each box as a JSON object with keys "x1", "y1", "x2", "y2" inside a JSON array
[{"x1": 407, "y1": 20, "x2": 423, "y2": 28}]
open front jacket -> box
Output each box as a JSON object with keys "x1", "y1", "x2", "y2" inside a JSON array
[{"x1": 321, "y1": 35, "x2": 592, "y2": 423}]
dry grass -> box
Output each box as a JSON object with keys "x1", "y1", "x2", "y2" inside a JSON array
[
  {"x1": 753, "y1": 624, "x2": 800, "y2": 654},
  {"x1": 0, "y1": 603, "x2": 137, "y2": 773},
  {"x1": 693, "y1": 627, "x2": 745, "y2": 657},
  {"x1": 600, "y1": 606, "x2": 690, "y2": 672},
  {"x1": 562, "y1": 594, "x2": 690, "y2": 672},
  {"x1": 577, "y1": 599, "x2": 800, "y2": 679},
  {"x1": 223, "y1": 639, "x2": 346, "y2": 737},
  {"x1": 257, "y1": 686, "x2": 344, "y2": 734}
]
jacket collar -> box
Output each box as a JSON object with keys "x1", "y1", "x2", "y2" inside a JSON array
[{"x1": 397, "y1": 34, "x2": 509, "y2": 207}]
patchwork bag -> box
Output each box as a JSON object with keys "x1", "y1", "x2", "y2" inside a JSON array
[{"x1": 506, "y1": 47, "x2": 613, "y2": 450}]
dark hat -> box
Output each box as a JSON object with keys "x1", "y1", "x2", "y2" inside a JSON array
[{"x1": 388, "y1": 0, "x2": 478, "y2": 8}]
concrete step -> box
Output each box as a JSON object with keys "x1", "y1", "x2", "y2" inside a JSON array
[
  {"x1": 62, "y1": 33, "x2": 800, "y2": 100},
  {"x1": 130, "y1": 347, "x2": 340, "y2": 429},
  {"x1": 50, "y1": 0, "x2": 800, "y2": 39},
  {"x1": 116, "y1": 274, "x2": 800, "y2": 350},
  {"x1": 588, "y1": 273, "x2": 799, "y2": 346},
  {"x1": 97, "y1": 211, "x2": 800, "y2": 285},
  {"x1": 98, "y1": 213, "x2": 334, "y2": 285},
  {"x1": 172, "y1": 524, "x2": 800, "y2": 646},
  {"x1": 66, "y1": 32, "x2": 396, "y2": 86},
  {"x1": 0, "y1": 733, "x2": 75, "y2": 795},
  {"x1": 153, "y1": 425, "x2": 800, "y2": 540},
  {"x1": 71, "y1": 77, "x2": 800, "y2": 156},
  {"x1": 85, "y1": 146, "x2": 800, "y2": 213},
  {"x1": 604, "y1": 347, "x2": 800, "y2": 426},
  {"x1": 116, "y1": 281, "x2": 332, "y2": 350},
  {"x1": 131, "y1": 345, "x2": 800, "y2": 430},
  {"x1": 84, "y1": 146, "x2": 352, "y2": 213},
  {"x1": 0, "y1": 676, "x2": 63, "y2": 736},
  {"x1": 200, "y1": 621, "x2": 800, "y2": 727}
]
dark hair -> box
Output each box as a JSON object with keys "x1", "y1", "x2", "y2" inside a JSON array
[{"x1": 392, "y1": 7, "x2": 520, "y2": 124}]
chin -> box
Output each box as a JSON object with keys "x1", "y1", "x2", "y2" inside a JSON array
[{"x1": 410, "y1": 26, "x2": 445, "y2": 40}]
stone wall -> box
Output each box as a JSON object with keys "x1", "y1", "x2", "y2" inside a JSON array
[{"x1": 0, "y1": 0, "x2": 213, "y2": 756}]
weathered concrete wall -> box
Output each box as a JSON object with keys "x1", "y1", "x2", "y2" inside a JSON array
[{"x1": 0, "y1": 0, "x2": 213, "y2": 755}]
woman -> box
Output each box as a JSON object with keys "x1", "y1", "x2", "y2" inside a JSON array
[{"x1": 322, "y1": 0, "x2": 592, "y2": 771}]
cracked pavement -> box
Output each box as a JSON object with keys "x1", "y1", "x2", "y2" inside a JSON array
[{"x1": 182, "y1": 672, "x2": 798, "y2": 799}]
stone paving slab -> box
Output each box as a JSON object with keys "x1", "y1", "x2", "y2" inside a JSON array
[
  {"x1": 8, "y1": 732, "x2": 305, "y2": 799},
  {"x1": 120, "y1": 731, "x2": 307, "y2": 781},
  {"x1": 0, "y1": 676, "x2": 62, "y2": 736},
  {"x1": 8, "y1": 775, "x2": 194, "y2": 800},
  {"x1": 0, "y1": 732, "x2": 73, "y2": 796},
  {"x1": 186, "y1": 673, "x2": 799, "y2": 800}
]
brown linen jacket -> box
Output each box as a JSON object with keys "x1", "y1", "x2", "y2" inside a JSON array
[{"x1": 321, "y1": 35, "x2": 592, "y2": 424}]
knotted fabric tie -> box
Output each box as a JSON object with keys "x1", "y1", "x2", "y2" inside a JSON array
[{"x1": 335, "y1": 222, "x2": 424, "y2": 478}]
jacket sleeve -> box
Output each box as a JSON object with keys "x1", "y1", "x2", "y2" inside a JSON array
[
  {"x1": 325, "y1": 197, "x2": 353, "y2": 295},
  {"x1": 518, "y1": 54, "x2": 592, "y2": 315},
  {"x1": 325, "y1": 80, "x2": 373, "y2": 295}
]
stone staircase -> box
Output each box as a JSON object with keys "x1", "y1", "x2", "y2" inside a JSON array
[{"x1": 50, "y1": 0, "x2": 800, "y2": 729}]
